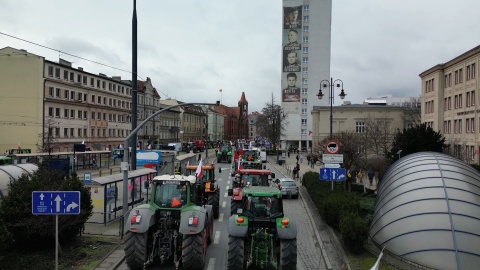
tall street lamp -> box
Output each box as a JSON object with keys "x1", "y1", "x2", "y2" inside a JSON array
[{"x1": 317, "y1": 78, "x2": 347, "y2": 138}]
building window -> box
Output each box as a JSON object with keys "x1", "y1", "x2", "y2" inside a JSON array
[
  {"x1": 55, "y1": 108, "x2": 60, "y2": 118},
  {"x1": 303, "y1": 26, "x2": 309, "y2": 32},
  {"x1": 48, "y1": 107, "x2": 54, "y2": 117},
  {"x1": 302, "y1": 78, "x2": 308, "y2": 85},
  {"x1": 301, "y1": 129, "x2": 306, "y2": 135},
  {"x1": 301, "y1": 119, "x2": 307, "y2": 125},
  {"x1": 466, "y1": 119, "x2": 470, "y2": 133},
  {"x1": 302, "y1": 67, "x2": 308, "y2": 74},
  {"x1": 301, "y1": 109, "x2": 307, "y2": 115},
  {"x1": 63, "y1": 70, "x2": 68, "y2": 80},
  {"x1": 302, "y1": 57, "x2": 308, "y2": 64},
  {"x1": 356, "y1": 122, "x2": 365, "y2": 133},
  {"x1": 303, "y1": 16, "x2": 309, "y2": 23},
  {"x1": 303, "y1": 47, "x2": 308, "y2": 54},
  {"x1": 64, "y1": 128, "x2": 68, "y2": 137},
  {"x1": 48, "y1": 66, "x2": 53, "y2": 77},
  {"x1": 97, "y1": 112, "x2": 101, "y2": 121},
  {"x1": 64, "y1": 109, "x2": 69, "y2": 118},
  {"x1": 69, "y1": 72, "x2": 74, "y2": 81},
  {"x1": 90, "y1": 78, "x2": 94, "y2": 86},
  {"x1": 48, "y1": 87, "x2": 54, "y2": 97},
  {"x1": 301, "y1": 98, "x2": 307, "y2": 104},
  {"x1": 70, "y1": 128, "x2": 74, "y2": 137},
  {"x1": 303, "y1": 36, "x2": 309, "y2": 43},
  {"x1": 77, "y1": 110, "x2": 82, "y2": 119},
  {"x1": 303, "y1": 5, "x2": 309, "y2": 12},
  {"x1": 425, "y1": 78, "x2": 434, "y2": 93},
  {"x1": 56, "y1": 88, "x2": 61, "y2": 98},
  {"x1": 302, "y1": 88, "x2": 307, "y2": 95}
]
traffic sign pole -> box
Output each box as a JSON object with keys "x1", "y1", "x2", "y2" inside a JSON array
[{"x1": 32, "y1": 191, "x2": 81, "y2": 270}]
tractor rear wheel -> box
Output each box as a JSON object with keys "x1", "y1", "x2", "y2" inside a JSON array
[
  {"x1": 124, "y1": 230, "x2": 151, "y2": 270},
  {"x1": 213, "y1": 189, "x2": 220, "y2": 218},
  {"x1": 227, "y1": 236, "x2": 245, "y2": 270},
  {"x1": 279, "y1": 238, "x2": 297, "y2": 270},
  {"x1": 182, "y1": 228, "x2": 207, "y2": 269},
  {"x1": 230, "y1": 200, "x2": 241, "y2": 215}
]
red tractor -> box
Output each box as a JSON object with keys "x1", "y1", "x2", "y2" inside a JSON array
[{"x1": 227, "y1": 168, "x2": 275, "y2": 215}]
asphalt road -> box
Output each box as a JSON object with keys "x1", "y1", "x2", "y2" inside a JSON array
[{"x1": 116, "y1": 158, "x2": 328, "y2": 270}]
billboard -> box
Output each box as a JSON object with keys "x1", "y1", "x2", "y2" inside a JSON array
[{"x1": 282, "y1": 5, "x2": 303, "y2": 103}]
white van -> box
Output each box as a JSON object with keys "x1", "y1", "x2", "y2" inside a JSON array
[
  {"x1": 259, "y1": 150, "x2": 267, "y2": 163},
  {"x1": 168, "y1": 142, "x2": 182, "y2": 152}
]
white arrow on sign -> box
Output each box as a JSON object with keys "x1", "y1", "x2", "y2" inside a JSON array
[
  {"x1": 54, "y1": 195, "x2": 62, "y2": 212},
  {"x1": 66, "y1": 202, "x2": 79, "y2": 212},
  {"x1": 40, "y1": 193, "x2": 45, "y2": 200}
]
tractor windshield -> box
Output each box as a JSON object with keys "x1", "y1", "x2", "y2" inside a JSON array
[
  {"x1": 242, "y1": 174, "x2": 269, "y2": 186},
  {"x1": 244, "y1": 196, "x2": 280, "y2": 218},
  {"x1": 221, "y1": 146, "x2": 230, "y2": 152},
  {"x1": 154, "y1": 182, "x2": 187, "y2": 208}
]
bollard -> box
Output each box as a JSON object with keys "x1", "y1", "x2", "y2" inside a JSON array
[{"x1": 110, "y1": 168, "x2": 113, "y2": 175}]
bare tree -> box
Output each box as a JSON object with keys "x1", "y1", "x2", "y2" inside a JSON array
[
  {"x1": 402, "y1": 96, "x2": 421, "y2": 126},
  {"x1": 37, "y1": 117, "x2": 59, "y2": 154},
  {"x1": 256, "y1": 94, "x2": 287, "y2": 149}
]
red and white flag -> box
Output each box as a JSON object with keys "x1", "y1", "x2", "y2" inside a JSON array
[
  {"x1": 196, "y1": 159, "x2": 203, "y2": 179},
  {"x1": 237, "y1": 158, "x2": 241, "y2": 171}
]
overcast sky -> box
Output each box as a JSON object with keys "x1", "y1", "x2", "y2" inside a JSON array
[{"x1": 2, "y1": 0, "x2": 480, "y2": 113}]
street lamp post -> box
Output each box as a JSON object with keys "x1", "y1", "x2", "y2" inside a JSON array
[
  {"x1": 317, "y1": 78, "x2": 347, "y2": 138},
  {"x1": 317, "y1": 78, "x2": 346, "y2": 192}
]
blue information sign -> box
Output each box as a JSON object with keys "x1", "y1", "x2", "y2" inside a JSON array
[
  {"x1": 319, "y1": 168, "x2": 347, "y2": 181},
  {"x1": 32, "y1": 191, "x2": 81, "y2": 215}
]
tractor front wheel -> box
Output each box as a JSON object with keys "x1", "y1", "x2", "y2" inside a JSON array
[
  {"x1": 227, "y1": 236, "x2": 245, "y2": 270},
  {"x1": 213, "y1": 189, "x2": 220, "y2": 218},
  {"x1": 278, "y1": 238, "x2": 297, "y2": 270}
]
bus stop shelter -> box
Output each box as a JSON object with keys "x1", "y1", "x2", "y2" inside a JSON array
[{"x1": 86, "y1": 168, "x2": 156, "y2": 224}]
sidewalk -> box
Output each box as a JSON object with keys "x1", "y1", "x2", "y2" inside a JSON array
[{"x1": 278, "y1": 152, "x2": 378, "y2": 191}]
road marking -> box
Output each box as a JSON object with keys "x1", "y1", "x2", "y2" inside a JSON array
[
  {"x1": 214, "y1": 231, "x2": 221, "y2": 244},
  {"x1": 226, "y1": 185, "x2": 229, "y2": 190},
  {"x1": 222, "y1": 201, "x2": 226, "y2": 208},
  {"x1": 217, "y1": 178, "x2": 222, "y2": 182},
  {"x1": 227, "y1": 180, "x2": 230, "y2": 184},
  {"x1": 207, "y1": 258, "x2": 216, "y2": 270},
  {"x1": 224, "y1": 192, "x2": 228, "y2": 198},
  {"x1": 219, "y1": 213, "x2": 224, "y2": 221}
]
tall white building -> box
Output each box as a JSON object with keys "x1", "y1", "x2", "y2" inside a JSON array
[{"x1": 281, "y1": 0, "x2": 332, "y2": 150}]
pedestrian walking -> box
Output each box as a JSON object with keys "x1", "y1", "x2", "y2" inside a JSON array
[
  {"x1": 368, "y1": 171, "x2": 375, "y2": 187},
  {"x1": 287, "y1": 150, "x2": 291, "y2": 158},
  {"x1": 311, "y1": 156, "x2": 316, "y2": 169},
  {"x1": 299, "y1": 153, "x2": 303, "y2": 163},
  {"x1": 307, "y1": 154, "x2": 311, "y2": 166},
  {"x1": 294, "y1": 162, "x2": 300, "y2": 181},
  {"x1": 296, "y1": 154, "x2": 299, "y2": 162}
]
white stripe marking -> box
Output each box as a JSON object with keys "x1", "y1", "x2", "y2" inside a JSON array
[
  {"x1": 226, "y1": 185, "x2": 229, "y2": 190},
  {"x1": 207, "y1": 258, "x2": 216, "y2": 270},
  {"x1": 219, "y1": 213, "x2": 224, "y2": 222},
  {"x1": 224, "y1": 192, "x2": 228, "y2": 198},
  {"x1": 227, "y1": 180, "x2": 230, "y2": 184},
  {"x1": 222, "y1": 201, "x2": 226, "y2": 208},
  {"x1": 214, "y1": 231, "x2": 221, "y2": 244}
]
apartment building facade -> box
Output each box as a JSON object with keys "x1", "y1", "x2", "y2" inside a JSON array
[
  {"x1": 281, "y1": 0, "x2": 332, "y2": 151},
  {"x1": 0, "y1": 47, "x2": 134, "y2": 153},
  {"x1": 420, "y1": 45, "x2": 480, "y2": 164},
  {"x1": 159, "y1": 99, "x2": 206, "y2": 142}
]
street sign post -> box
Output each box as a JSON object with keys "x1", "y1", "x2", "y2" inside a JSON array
[
  {"x1": 319, "y1": 168, "x2": 347, "y2": 181},
  {"x1": 325, "y1": 140, "x2": 340, "y2": 154},
  {"x1": 32, "y1": 191, "x2": 81, "y2": 215},
  {"x1": 84, "y1": 172, "x2": 92, "y2": 185},
  {"x1": 322, "y1": 154, "x2": 344, "y2": 164},
  {"x1": 32, "y1": 191, "x2": 81, "y2": 270}
]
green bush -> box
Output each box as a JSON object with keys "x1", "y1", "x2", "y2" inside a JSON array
[
  {"x1": 0, "y1": 165, "x2": 93, "y2": 249},
  {"x1": 0, "y1": 218, "x2": 13, "y2": 252},
  {"x1": 319, "y1": 191, "x2": 359, "y2": 229},
  {"x1": 339, "y1": 211, "x2": 369, "y2": 254}
]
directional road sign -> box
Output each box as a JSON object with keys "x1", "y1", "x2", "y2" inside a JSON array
[
  {"x1": 32, "y1": 191, "x2": 81, "y2": 215},
  {"x1": 319, "y1": 168, "x2": 347, "y2": 181}
]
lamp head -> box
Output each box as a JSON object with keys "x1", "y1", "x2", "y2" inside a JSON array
[
  {"x1": 317, "y1": 89, "x2": 324, "y2": 100},
  {"x1": 339, "y1": 89, "x2": 346, "y2": 100},
  {"x1": 215, "y1": 100, "x2": 220, "y2": 106}
]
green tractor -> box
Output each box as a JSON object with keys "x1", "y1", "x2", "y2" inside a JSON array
[
  {"x1": 227, "y1": 186, "x2": 297, "y2": 270},
  {"x1": 124, "y1": 174, "x2": 214, "y2": 270},
  {"x1": 217, "y1": 144, "x2": 233, "y2": 163}
]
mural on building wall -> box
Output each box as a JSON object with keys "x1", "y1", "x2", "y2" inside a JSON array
[{"x1": 282, "y1": 5, "x2": 303, "y2": 102}]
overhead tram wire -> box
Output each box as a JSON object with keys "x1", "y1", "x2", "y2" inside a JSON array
[{"x1": 0, "y1": 32, "x2": 172, "y2": 99}]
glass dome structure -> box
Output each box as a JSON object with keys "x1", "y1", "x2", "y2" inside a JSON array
[{"x1": 370, "y1": 152, "x2": 480, "y2": 270}]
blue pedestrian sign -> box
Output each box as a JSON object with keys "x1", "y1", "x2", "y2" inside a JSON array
[
  {"x1": 319, "y1": 168, "x2": 347, "y2": 181},
  {"x1": 32, "y1": 191, "x2": 81, "y2": 215}
]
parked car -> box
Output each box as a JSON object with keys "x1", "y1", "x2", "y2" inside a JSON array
[{"x1": 278, "y1": 178, "x2": 299, "y2": 199}]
